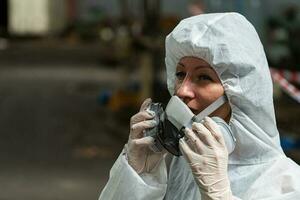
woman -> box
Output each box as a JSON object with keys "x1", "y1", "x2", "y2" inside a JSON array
[{"x1": 99, "y1": 12, "x2": 300, "y2": 199}]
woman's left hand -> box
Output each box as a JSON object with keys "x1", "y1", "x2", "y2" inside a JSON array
[{"x1": 179, "y1": 117, "x2": 233, "y2": 200}]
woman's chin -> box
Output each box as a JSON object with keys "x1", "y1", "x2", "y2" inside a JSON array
[{"x1": 190, "y1": 108, "x2": 200, "y2": 115}]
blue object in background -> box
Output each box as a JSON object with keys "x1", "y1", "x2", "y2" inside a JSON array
[
  {"x1": 280, "y1": 135, "x2": 300, "y2": 151},
  {"x1": 98, "y1": 89, "x2": 112, "y2": 105}
]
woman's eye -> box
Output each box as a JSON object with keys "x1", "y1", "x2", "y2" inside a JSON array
[
  {"x1": 197, "y1": 75, "x2": 213, "y2": 81},
  {"x1": 175, "y1": 71, "x2": 186, "y2": 80}
]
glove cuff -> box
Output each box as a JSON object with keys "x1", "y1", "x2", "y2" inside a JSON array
[{"x1": 199, "y1": 178, "x2": 233, "y2": 200}]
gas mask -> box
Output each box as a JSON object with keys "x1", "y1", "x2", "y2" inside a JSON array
[{"x1": 145, "y1": 95, "x2": 236, "y2": 156}]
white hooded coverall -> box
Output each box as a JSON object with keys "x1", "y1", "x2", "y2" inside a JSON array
[{"x1": 99, "y1": 12, "x2": 300, "y2": 200}]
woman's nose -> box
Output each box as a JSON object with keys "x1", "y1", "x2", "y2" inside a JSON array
[{"x1": 175, "y1": 79, "x2": 195, "y2": 100}]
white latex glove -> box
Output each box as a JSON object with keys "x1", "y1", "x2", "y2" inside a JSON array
[
  {"x1": 127, "y1": 98, "x2": 166, "y2": 174},
  {"x1": 179, "y1": 116, "x2": 233, "y2": 200}
]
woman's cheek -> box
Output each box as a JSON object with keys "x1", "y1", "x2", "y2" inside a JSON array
[{"x1": 194, "y1": 88, "x2": 222, "y2": 107}]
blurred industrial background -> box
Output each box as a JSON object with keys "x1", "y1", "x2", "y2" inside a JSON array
[{"x1": 0, "y1": 0, "x2": 299, "y2": 199}]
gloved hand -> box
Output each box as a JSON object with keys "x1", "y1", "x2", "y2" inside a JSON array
[
  {"x1": 127, "y1": 98, "x2": 166, "y2": 174},
  {"x1": 179, "y1": 116, "x2": 233, "y2": 200}
]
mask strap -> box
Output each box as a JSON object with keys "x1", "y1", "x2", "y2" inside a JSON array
[{"x1": 193, "y1": 95, "x2": 227, "y2": 122}]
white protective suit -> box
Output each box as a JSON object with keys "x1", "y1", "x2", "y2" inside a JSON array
[{"x1": 99, "y1": 12, "x2": 300, "y2": 200}]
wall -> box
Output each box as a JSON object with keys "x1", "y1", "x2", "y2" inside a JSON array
[{"x1": 8, "y1": 0, "x2": 66, "y2": 35}]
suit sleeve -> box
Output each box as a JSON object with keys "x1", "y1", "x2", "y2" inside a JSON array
[{"x1": 98, "y1": 147, "x2": 168, "y2": 200}]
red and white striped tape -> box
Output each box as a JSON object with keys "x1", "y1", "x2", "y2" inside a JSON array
[
  {"x1": 270, "y1": 68, "x2": 300, "y2": 84},
  {"x1": 270, "y1": 68, "x2": 300, "y2": 103}
]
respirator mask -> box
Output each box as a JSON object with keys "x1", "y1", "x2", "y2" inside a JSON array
[{"x1": 145, "y1": 95, "x2": 236, "y2": 156}]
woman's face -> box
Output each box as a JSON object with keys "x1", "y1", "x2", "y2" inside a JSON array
[{"x1": 174, "y1": 57, "x2": 231, "y2": 122}]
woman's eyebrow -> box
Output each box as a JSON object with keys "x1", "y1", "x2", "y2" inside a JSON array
[
  {"x1": 178, "y1": 62, "x2": 185, "y2": 67},
  {"x1": 194, "y1": 65, "x2": 211, "y2": 69}
]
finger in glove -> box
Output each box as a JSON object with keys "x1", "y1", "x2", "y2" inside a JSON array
[
  {"x1": 179, "y1": 138, "x2": 199, "y2": 164},
  {"x1": 203, "y1": 117, "x2": 226, "y2": 146},
  {"x1": 192, "y1": 122, "x2": 216, "y2": 147},
  {"x1": 184, "y1": 128, "x2": 206, "y2": 154},
  {"x1": 130, "y1": 120, "x2": 157, "y2": 139},
  {"x1": 140, "y1": 98, "x2": 152, "y2": 111},
  {"x1": 130, "y1": 110, "x2": 155, "y2": 126},
  {"x1": 130, "y1": 136, "x2": 154, "y2": 147}
]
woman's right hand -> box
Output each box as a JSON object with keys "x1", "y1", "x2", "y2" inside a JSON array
[{"x1": 127, "y1": 98, "x2": 166, "y2": 174}]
